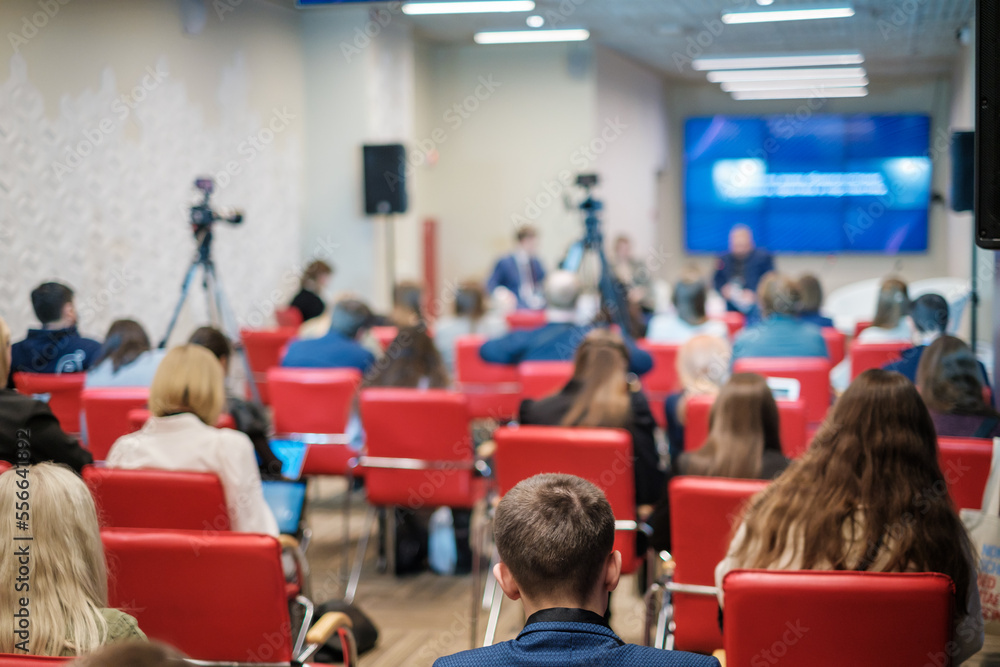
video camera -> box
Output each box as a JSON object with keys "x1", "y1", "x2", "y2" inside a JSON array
[{"x1": 190, "y1": 178, "x2": 243, "y2": 228}]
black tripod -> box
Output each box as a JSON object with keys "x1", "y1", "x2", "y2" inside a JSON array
[{"x1": 159, "y1": 225, "x2": 261, "y2": 404}]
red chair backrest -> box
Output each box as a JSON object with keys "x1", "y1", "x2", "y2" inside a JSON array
[
  {"x1": 274, "y1": 306, "x2": 303, "y2": 328},
  {"x1": 84, "y1": 466, "x2": 230, "y2": 531},
  {"x1": 506, "y1": 310, "x2": 547, "y2": 331},
  {"x1": 850, "y1": 341, "x2": 911, "y2": 380},
  {"x1": 853, "y1": 319, "x2": 873, "y2": 338},
  {"x1": 0, "y1": 462, "x2": 10, "y2": 474},
  {"x1": 454, "y1": 335, "x2": 521, "y2": 421},
  {"x1": 732, "y1": 357, "x2": 832, "y2": 424},
  {"x1": 669, "y1": 476, "x2": 769, "y2": 653},
  {"x1": 240, "y1": 328, "x2": 297, "y2": 404},
  {"x1": 683, "y1": 394, "x2": 809, "y2": 459},
  {"x1": 723, "y1": 570, "x2": 954, "y2": 666},
  {"x1": 370, "y1": 326, "x2": 398, "y2": 351},
  {"x1": 518, "y1": 361, "x2": 574, "y2": 400},
  {"x1": 12, "y1": 372, "x2": 86, "y2": 434},
  {"x1": 821, "y1": 327, "x2": 846, "y2": 367},
  {"x1": 359, "y1": 389, "x2": 479, "y2": 509},
  {"x1": 127, "y1": 408, "x2": 235, "y2": 432},
  {"x1": 938, "y1": 436, "x2": 993, "y2": 511},
  {"x1": 636, "y1": 341, "x2": 680, "y2": 428},
  {"x1": 0, "y1": 656, "x2": 68, "y2": 665},
  {"x1": 102, "y1": 528, "x2": 292, "y2": 662},
  {"x1": 714, "y1": 311, "x2": 745, "y2": 338},
  {"x1": 81, "y1": 388, "x2": 149, "y2": 461},
  {"x1": 493, "y1": 425, "x2": 640, "y2": 573}
]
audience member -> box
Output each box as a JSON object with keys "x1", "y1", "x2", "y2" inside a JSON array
[
  {"x1": 282, "y1": 299, "x2": 376, "y2": 373},
  {"x1": 713, "y1": 225, "x2": 774, "y2": 313},
  {"x1": 518, "y1": 330, "x2": 664, "y2": 506},
  {"x1": 388, "y1": 281, "x2": 424, "y2": 328},
  {"x1": 434, "y1": 474, "x2": 719, "y2": 667},
  {"x1": 796, "y1": 273, "x2": 835, "y2": 328},
  {"x1": 652, "y1": 373, "x2": 788, "y2": 553},
  {"x1": 664, "y1": 335, "x2": 731, "y2": 462},
  {"x1": 731, "y1": 273, "x2": 827, "y2": 360},
  {"x1": 480, "y1": 271, "x2": 653, "y2": 376},
  {"x1": 85, "y1": 320, "x2": 166, "y2": 388},
  {"x1": 188, "y1": 326, "x2": 285, "y2": 479},
  {"x1": 917, "y1": 335, "x2": 1000, "y2": 438},
  {"x1": 487, "y1": 225, "x2": 546, "y2": 310},
  {"x1": 0, "y1": 463, "x2": 146, "y2": 655},
  {"x1": 857, "y1": 277, "x2": 911, "y2": 342},
  {"x1": 106, "y1": 345, "x2": 278, "y2": 535},
  {"x1": 72, "y1": 641, "x2": 186, "y2": 667},
  {"x1": 715, "y1": 369, "x2": 984, "y2": 664},
  {"x1": 433, "y1": 282, "x2": 507, "y2": 373},
  {"x1": 8, "y1": 282, "x2": 101, "y2": 383},
  {"x1": 364, "y1": 326, "x2": 449, "y2": 390},
  {"x1": 289, "y1": 259, "x2": 333, "y2": 323},
  {"x1": 612, "y1": 234, "x2": 654, "y2": 314},
  {"x1": 0, "y1": 316, "x2": 92, "y2": 472},
  {"x1": 646, "y1": 271, "x2": 729, "y2": 343}
]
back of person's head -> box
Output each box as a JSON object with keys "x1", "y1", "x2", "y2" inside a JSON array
[
  {"x1": 31, "y1": 282, "x2": 75, "y2": 325},
  {"x1": 917, "y1": 335, "x2": 995, "y2": 418},
  {"x1": 561, "y1": 330, "x2": 630, "y2": 428},
  {"x1": 544, "y1": 271, "x2": 581, "y2": 312},
  {"x1": 872, "y1": 277, "x2": 910, "y2": 329},
  {"x1": 363, "y1": 326, "x2": 449, "y2": 389},
  {"x1": 0, "y1": 463, "x2": 109, "y2": 655},
  {"x1": 329, "y1": 299, "x2": 374, "y2": 339},
  {"x1": 757, "y1": 272, "x2": 801, "y2": 317},
  {"x1": 94, "y1": 320, "x2": 151, "y2": 373},
  {"x1": 149, "y1": 344, "x2": 225, "y2": 425},
  {"x1": 301, "y1": 259, "x2": 333, "y2": 290},
  {"x1": 393, "y1": 282, "x2": 423, "y2": 320},
  {"x1": 516, "y1": 225, "x2": 537, "y2": 244},
  {"x1": 910, "y1": 293, "x2": 949, "y2": 336},
  {"x1": 495, "y1": 473, "x2": 615, "y2": 603},
  {"x1": 686, "y1": 373, "x2": 780, "y2": 478},
  {"x1": 73, "y1": 641, "x2": 187, "y2": 666},
  {"x1": 0, "y1": 315, "x2": 11, "y2": 381},
  {"x1": 797, "y1": 274, "x2": 824, "y2": 314},
  {"x1": 734, "y1": 369, "x2": 972, "y2": 615},
  {"x1": 672, "y1": 270, "x2": 708, "y2": 326},
  {"x1": 676, "y1": 334, "x2": 731, "y2": 395},
  {"x1": 454, "y1": 282, "x2": 486, "y2": 320},
  {"x1": 188, "y1": 326, "x2": 232, "y2": 363}
]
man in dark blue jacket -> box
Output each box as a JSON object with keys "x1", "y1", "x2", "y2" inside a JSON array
[
  {"x1": 281, "y1": 299, "x2": 376, "y2": 374},
  {"x1": 434, "y1": 473, "x2": 719, "y2": 667},
  {"x1": 480, "y1": 271, "x2": 653, "y2": 376},
  {"x1": 713, "y1": 225, "x2": 774, "y2": 313},
  {"x1": 486, "y1": 226, "x2": 546, "y2": 310},
  {"x1": 9, "y1": 282, "x2": 102, "y2": 385}
]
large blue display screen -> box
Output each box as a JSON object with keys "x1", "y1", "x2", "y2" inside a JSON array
[{"x1": 684, "y1": 114, "x2": 932, "y2": 253}]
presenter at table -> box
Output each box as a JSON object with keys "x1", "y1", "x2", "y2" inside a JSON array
[{"x1": 712, "y1": 224, "x2": 774, "y2": 313}]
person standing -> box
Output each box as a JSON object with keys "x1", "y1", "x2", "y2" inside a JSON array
[
  {"x1": 487, "y1": 226, "x2": 546, "y2": 310},
  {"x1": 713, "y1": 225, "x2": 774, "y2": 313},
  {"x1": 289, "y1": 260, "x2": 333, "y2": 323}
]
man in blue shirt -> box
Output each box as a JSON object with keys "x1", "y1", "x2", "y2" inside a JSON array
[
  {"x1": 733, "y1": 273, "x2": 828, "y2": 361},
  {"x1": 480, "y1": 271, "x2": 653, "y2": 376},
  {"x1": 281, "y1": 299, "x2": 376, "y2": 374},
  {"x1": 9, "y1": 282, "x2": 102, "y2": 385},
  {"x1": 486, "y1": 226, "x2": 546, "y2": 310},
  {"x1": 713, "y1": 225, "x2": 774, "y2": 313},
  {"x1": 434, "y1": 473, "x2": 719, "y2": 667}
]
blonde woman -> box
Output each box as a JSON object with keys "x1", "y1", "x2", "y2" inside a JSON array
[
  {"x1": 0, "y1": 315, "x2": 92, "y2": 472},
  {"x1": 0, "y1": 462, "x2": 146, "y2": 655},
  {"x1": 664, "y1": 334, "x2": 731, "y2": 463},
  {"x1": 106, "y1": 345, "x2": 278, "y2": 535}
]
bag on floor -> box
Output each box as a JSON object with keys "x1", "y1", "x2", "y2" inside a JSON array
[
  {"x1": 960, "y1": 437, "x2": 1000, "y2": 636},
  {"x1": 309, "y1": 599, "x2": 379, "y2": 662}
]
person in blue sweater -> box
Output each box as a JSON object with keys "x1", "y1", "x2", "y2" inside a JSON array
[
  {"x1": 479, "y1": 271, "x2": 653, "y2": 376},
  {"x1": 732, "y1": 273, "x2": 827, "y2": 361},
  {"x1": 434, "y1": 473, "x2": 719, "y2": 667},
  {"x1": 281, "y1": 299, "x2": 376, "y2": 374}
]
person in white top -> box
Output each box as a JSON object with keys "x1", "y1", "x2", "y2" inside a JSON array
[
  {"x1": 106, "y1": 344, "x2": 278, "y2": 536},
  {"x1": 646, "y1": 270, "x2": 729, "y2": 344},
  {"x1": 832, "y1": 277, "x2": 912, "y2": 391}
]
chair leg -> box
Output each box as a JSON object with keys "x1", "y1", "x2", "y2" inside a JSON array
[
  {"x1": 470, "y1": 507, "x2": 482, "y2": 650},
  {"x1": 384, "y1": 505, "x2": 396, "y2": 576},
  {"x1": 482, "y1": 580, "x2": 504, "y2": 647},
  {"x1": 340, "y1": 474, "x2": 352, "y2": 599},
  {"x1": 344, "y1": 505, "x2": 377, "y2": 605},
  {"x1": 481, "y1": 546, "x2": 499, "y2": 610}
]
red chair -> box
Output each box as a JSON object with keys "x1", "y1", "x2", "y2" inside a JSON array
[
  {"x1": 0, "y1": 462, "x2": 9, "y2": 473},
  {"x1": 636, "y1": 341, "x2": 681, "y2": 428},
  {"x1": 732, "y1": 357, "x2": 832, "y2": 424},
  {"x1": 850, "y1": 341, "x2": 911, "y2": 380},
  {"x1": 370, "y1": 326, "x2": 398, "y2": 351},
  {"x1": 241, "y1": 328, "x2": 297, "y2": 404},
  {"x1": 12, "y1": 372, "x2": 86, "y2": 434},
  {"x1": 275, "y1": 306, "x2": 304, "y2": 328},
  {"x1": 454, "y1": 335, "x2": 521, "y2": 421},
  {"x1": 722, "y1": 570, "x2": 954, "y2": 666},
  {"x1": 821, "y1": 327, "x2": 846, "y2": 367},
  {"x1": 517, "y1": 361, "x2": 574, "y2": 400},
  {"x1": 102, "y1": 528, "x2": 355, "y2": 665},
  {"x1": 0, "y1": 657, "x2": 67, "y2": 665},
  {"x1": 683, "y1": 394, "x2": 809, "y2": 459},
  {"x1": 712, "y1": 312, "x2": 745, "y2": 338},
  {"x1": 126, "y1": 408, "x2": 235, "y2": 431},
  {"x1": 853, "y1": 319, "x2": 873, "y2": 338},
  {"x1": 505, "y1": 310, "x2": 546, "y2": 331},
  {"x1": 81, "y1": 387, "x2": 149, "y2": 460},
  {"x1": 83, "y1": 466, "x2": 230, "y2": 531},
  {"x1": 267, "y1": 368, "x2": 362, "y2": 477},
  {"x1": 938, "y1": 436, "x2": 993, "y2": 511},
  {"x1": 646, "y1": 476, "x2": 769, "y2": 653}
]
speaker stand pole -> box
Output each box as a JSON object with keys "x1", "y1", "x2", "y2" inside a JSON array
[{"x1": 384, "y1": 213, "x2": 396, "y2": 310}]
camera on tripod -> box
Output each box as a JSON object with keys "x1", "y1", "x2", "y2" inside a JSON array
[{"x1": 190, "y1": 177, "x2": 244, "y2": 229}]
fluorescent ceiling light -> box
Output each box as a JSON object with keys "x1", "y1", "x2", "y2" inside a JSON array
[
  {"x1": 474, "y1": 29, "x2": 590, "y2": 44},
  {"x1": 722, "y1": 4, "x2": 854, "y2": 24},
  {"x1": 403, "y1": 1, "x2": 534, "y2": 15},
  {"x1": 721, "y1": 77, "x2": 868, "y2": 92},
  {"x1": 707, "y1": 67, "x2": 866, "y2": 82},
  {"x1": 693, "y1": 52, "x2": 864, "y2": 70},
  {"x1": 731, "y1": 87, "x2": 869, "y2": 100}
]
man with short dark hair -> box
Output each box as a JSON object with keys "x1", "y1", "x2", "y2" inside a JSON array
[
  {"x1": 280, "y1": 299, "x2": 376, "y2": 373},
  {"x1": 9, "y1": 282, "x2": 102, "y2": 383},
  {"x1": 487, "y1": 226, "x2": 546, "y2": 310},
  {"x1": 434, "y1": 474, "x2": 719, "y2": 667}
]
